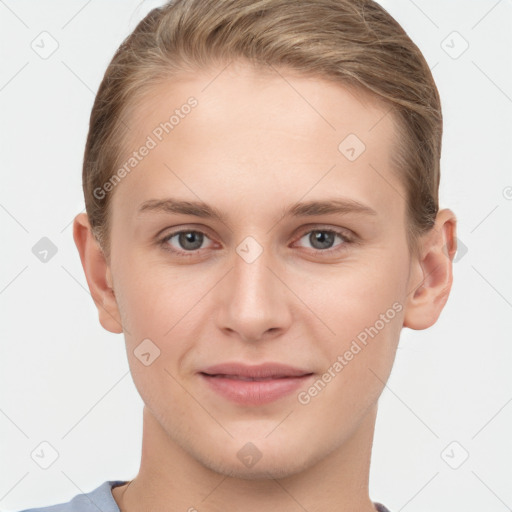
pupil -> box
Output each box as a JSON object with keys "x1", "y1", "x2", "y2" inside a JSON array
[
  {"x1": 179, "y1": 231, "x2": 203, "y2": 250},
  {"x1": 310, "y1": 231, "x2": 334, "y2": 249}
]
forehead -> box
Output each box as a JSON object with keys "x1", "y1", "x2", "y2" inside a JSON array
[{"x1": 111, "y1": 61, "x2": 404, "y2": 224}]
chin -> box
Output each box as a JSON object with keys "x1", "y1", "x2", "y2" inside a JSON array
[
  {"x1": 201, "y1": 452, "x2": 313, "y2": 481},
  {"x1": 188, "y1": 434, "x2": 321, "y2": 481}
]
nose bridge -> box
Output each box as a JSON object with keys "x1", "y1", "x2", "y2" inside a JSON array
[{"x1": 215, "y1": 237, "x2": 290, "y2": 340}]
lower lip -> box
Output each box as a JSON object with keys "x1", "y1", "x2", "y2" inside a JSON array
[{"x1": 199, "y1": 373, "x2": 314, "y2": 406}]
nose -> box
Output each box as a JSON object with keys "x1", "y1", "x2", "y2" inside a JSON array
[{"x1": 214, "y1": 241, "x2": 292, "y2": 343}]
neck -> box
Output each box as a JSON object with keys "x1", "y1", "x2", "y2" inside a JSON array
[{"x1": 113, "y1": 405, "x2": 379, "y2": 512}]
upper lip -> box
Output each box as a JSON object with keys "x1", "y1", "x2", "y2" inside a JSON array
[{"x1": 199, "y1": 362, "x2": 313, "y2": 379}]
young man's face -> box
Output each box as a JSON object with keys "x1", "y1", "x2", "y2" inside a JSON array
[{"x1": 76, "y1": 61, "x2": 452, "y2": 480}]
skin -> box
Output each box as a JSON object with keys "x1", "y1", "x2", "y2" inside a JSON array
[{"x1": 73, "y1": 60, "x2": 457, "y2": 512}]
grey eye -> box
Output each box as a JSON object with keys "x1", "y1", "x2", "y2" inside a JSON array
[
  {"x1": 176, "y1": 231, "x2": 204, "y2": 250},
  {"x1": 308, "y1": 231, "x2": 336, "y2": 250}
]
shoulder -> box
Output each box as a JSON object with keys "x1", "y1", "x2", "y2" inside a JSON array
[
  {"x1": 374, "y1": 503, "x2": 393, "y2": 512},
  {"x1": 15, "y1": 481, "x2": 128, "y2": 512}
]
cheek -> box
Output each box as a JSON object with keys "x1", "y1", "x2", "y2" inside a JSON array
[
  {"x1": 296, "y1": 253, "x2": 406, "y2": 338},
  {"x1": 114, "y1": 263, "x2": 210, "y2": 395},
  {"x1": 116, "y1": 269, "x2": 195, "y2": 410},
  {"x1": 295, "y1": 251, "x2": 407, "y2": 392},
  {"x1": 115, "y1": 257, "x2": 197, "y2": 336},
  {"x1": 296, "y1": 295, "x2": 403, "y2": 427}
]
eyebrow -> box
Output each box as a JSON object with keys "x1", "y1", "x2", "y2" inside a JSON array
[{"x1": 137, "y1": 197, "x2": 377, "y2": 223}]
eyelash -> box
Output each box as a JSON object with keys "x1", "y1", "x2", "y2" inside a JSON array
[{"x1": 158, "y1": 226, "x2": 355, "y2": 258}]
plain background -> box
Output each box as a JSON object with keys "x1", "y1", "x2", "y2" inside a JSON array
[{"x1": 1, "y1": 1, "x2": 511, "y2": 511}]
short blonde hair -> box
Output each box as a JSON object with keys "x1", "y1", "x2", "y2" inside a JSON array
[{"x1": 83, "y1": 0, "x2": 442, "y2": 261}]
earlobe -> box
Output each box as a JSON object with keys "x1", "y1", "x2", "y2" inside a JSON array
[
  {"x1": 72, "y1": 213, "x2": 124, "y2": 334},
  {"x1": 403, "y1": 208, "x2": 457, "y2": 330}
]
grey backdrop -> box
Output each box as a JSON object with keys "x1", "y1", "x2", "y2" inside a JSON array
[{"x1": 1, "y1": 1, "x2": 511, "y2": 511}]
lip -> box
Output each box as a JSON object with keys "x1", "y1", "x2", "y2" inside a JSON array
[{"x1": 198, "y1": 362, "x2": 314, "y2": 405}]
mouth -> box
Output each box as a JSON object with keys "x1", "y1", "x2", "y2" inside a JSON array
[
  {"x1": 200, "y1": 373, "x2": 313, "y2": 381},
  {"x1": 199, "y1": 361, "x2": 313, "y2": 379},
  {"x1": 198, "y1": 362, "x2": 315, "y2": 405}
]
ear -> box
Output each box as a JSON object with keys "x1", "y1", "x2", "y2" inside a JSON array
[
  {"x1": 72, "y1": 213, "x2": 124, "y2": 334},
  {"x1": 403, "y1": 208, "x2": 457, "y2": 330}
]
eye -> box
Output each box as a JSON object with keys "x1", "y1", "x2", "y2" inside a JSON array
[
  {"x1": 160, "y1": 230, "x2": 214, "y2": 255},
  {"x1": 295, "y1": 228, "x2": 352, "y2": 252},
  {"x1": 158, "y1": 226, "x2": 354, "y2": 258}
]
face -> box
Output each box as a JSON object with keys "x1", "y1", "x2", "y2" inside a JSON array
[{"x1": 104, "y1": 61, "x2": 414, "y2": 478}]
